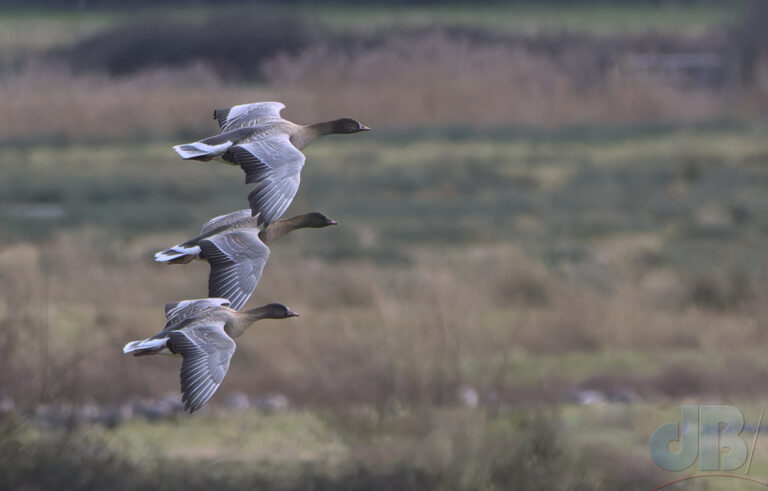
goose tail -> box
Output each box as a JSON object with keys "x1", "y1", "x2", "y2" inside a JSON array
[
  {"x1": 155, "y1": 244, "x2": 201, "y2": 264},
  {"x1": 123, "y1": 337, "x2": 170, "y2": 357},
  {"x1": 173, "y1": 141, "x2": 232, "y2": 161}
]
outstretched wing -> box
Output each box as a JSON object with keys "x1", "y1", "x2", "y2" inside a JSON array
[
  {"x1": 199, "y1": 230, "x2": 270, "y2": 311},
  {"x1": 222, "y1": 134, "x2": 305, "y2": 224},
  {"x1": 214, "y1": 102, "x2": 286, "y2": 132},
  {"x1": 169, "y1": 321, "x2": 235, "y2": 413},
  {"x1": 164, "y1": 298, "x2": 231, "y2": 326},
  {"x1": 199, "y1": 209, "x2": 252, "y2": 236}
]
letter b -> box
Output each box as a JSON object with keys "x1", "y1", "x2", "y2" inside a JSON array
[{"x1": 699, "y1": 405, "x2": 747, "y2": 471}]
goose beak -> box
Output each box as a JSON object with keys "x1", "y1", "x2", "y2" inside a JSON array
[
  {"x1": 328, "y1": 219, "x2": 338, "y2": 226},
  {"x1": 359, "y1": 124, "x2": 371, "y2": 131},
  {"x1": 287, "y1": 309, "x2": 300, "y2": 318}
]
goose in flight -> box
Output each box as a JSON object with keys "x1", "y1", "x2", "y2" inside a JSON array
[
  {"x1": 173, "y1": 102, "x2": 369, "y2": 224},
  {"x1": 154, "y1": 211, "x2": 337, "y2": 310},
  {"x1": 123, "y1": 298, "x2": 299, "y2": 413}
]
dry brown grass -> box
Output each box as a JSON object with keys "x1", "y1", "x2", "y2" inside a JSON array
[
  {"x1": 1, "y1": 231, "x2": 764, "y2": 408},
  {"x1": 2, "y1": 33, "x2": 767, "y2": 142},
  {"x1": 266, "y1": 34, "x2": 764, "y2": 128},
  {"x1": 0, "y1": 62, "x2": 263, "y2": 142}
]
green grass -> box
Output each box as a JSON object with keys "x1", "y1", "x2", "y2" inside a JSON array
[
  {"x1": 1, "y1": 405, "x2": 669, "y2": 489},
  {"x1": 13, "y1": 401, "x2": 768, "y2": 490},
  {"x1": 0, "y1": 8, "x2": 119, "y2": 62},
  {"x1": 110, "y1": 410, "x2": 348, "y2": 464},
  {"x1": 0, "y1": 4, "x2": 762, "y2": 488},
  {"x1": 3, "y1": 124, "x2": 766, "y2": 275},
  {"x1": 0, "y1": 117, "x2": 766, "y2": 490},
  {"x1": 0, "y1": 0, "x2": 743, "y2": 63},
  {"x1": 13, "y1": 401, "x2": 768, "y2": 489},
  {"x1": 304, "y1": 2, "x2": 741, "y2": 35},
  {"x1": 497, "y1": 350, "x2": 663, "y2": 385}
]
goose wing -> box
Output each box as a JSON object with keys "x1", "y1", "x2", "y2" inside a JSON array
[
  {"x1": 169, "y1": 320, "x2": 235, "y2": 413},
  {"x1": 199, "y1": 209, "x2": 252, "y2": 236},
  {"x1": 214, "y1": 102, "x2": 286, "y2": 132},
  {"x1": 164, "y1": 298, "x2": 231, "y2": 326},
  {"x1": 222, "y1": 134, "x2": 305, "y2": 224},
  {"x1": 198, "y1": 230, "x2": 270, "y2": 311}
]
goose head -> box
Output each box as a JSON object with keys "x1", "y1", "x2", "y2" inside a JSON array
[
  {"x1": 331, "y1": 118, "x2": 370, "y2": 134},
  {"x1": 302, "y1": 212, "x2": 338, "y2": 228},
  {"x1": 258, "y1": 303, "x2": 300, "y2": 319}
]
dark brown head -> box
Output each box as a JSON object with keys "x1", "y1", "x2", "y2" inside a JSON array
[
  {"x1": 265, "y1": 303, "x2": 300, "y2": 318},
  {"x1": 301, "y1": 212, "x2": 338, "y2": 228},
  {"x1": 331, "y1": 118, "x2": 370, "y2": 134},
  {"x1": 247, "y1": 303, "x2": 300, "y2": 320}
]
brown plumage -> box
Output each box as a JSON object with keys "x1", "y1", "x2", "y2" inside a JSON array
[
  {"x1": 173, "y1": 102, "x2": 369, "y2": 224},
  {"x1": 154, "y1": 211, "x2": 337, "y2": 310},
  {"x1": 123, "y1": 298, "x2": 299, "y2": 413}
]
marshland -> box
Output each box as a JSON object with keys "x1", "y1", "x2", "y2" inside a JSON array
[{"x1": 1, "y1": 1, "x2": 768, "y2": 489}]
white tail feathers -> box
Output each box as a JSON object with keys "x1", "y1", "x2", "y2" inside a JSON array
[
  {"x1": 173, "y1": 141, "x2": 233, "y2": 160},
  {"x1": 123, "y1": 337, "x2": 169, "y2": 355},
  {"x1": 155, "y1": 245, "x2": 201, "y2": 264}
]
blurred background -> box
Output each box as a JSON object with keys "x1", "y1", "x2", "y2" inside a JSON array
[{"x1": 1, "y1": 0, "x2": 767, "y2": 489}]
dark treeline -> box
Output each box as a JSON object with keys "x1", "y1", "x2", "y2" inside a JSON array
[
  {"x1": 44, "y1": 2, "x2": 766, "y2": 89},
  {"x1": 0, "y1": 0, "x2": 743, "y2": 8}
]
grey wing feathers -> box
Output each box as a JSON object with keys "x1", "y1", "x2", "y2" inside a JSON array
[
  {"x1": 214, "y1": 102, "x2": 285, "y2": 132},
  {"x1": 199, "y1": 209, "x2": 252, "y2": 236},
  {"x1": 222, "y1": 134, "x2": 305, "y2": 224},
  {"x1": 223, "y1": 146, "x2": 273, "y2": 183},
  {"x1": 199, "y1": 231, "x2": 270, "y2": 311},
  {"x1": 165, "y1": 298, "x2": 231, "y2": 325},
  {"x1": 247, "y1": 175, "x2": 300, "y2": 226},
  {"x1": 169, "y1": 322, "x2": 235, "y2": 412}
]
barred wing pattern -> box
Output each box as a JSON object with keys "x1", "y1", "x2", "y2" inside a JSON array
[
  {"x1": 199, "y1": 209, "x2": 252, "y2": 236},
  {"x1": 198, "y1": 230, "x2": 270, "y2": 311},
  {"x1": 214, "y1": 102, "x2": 285, "y2": 132},
  {"x1": 169, "y1": 321, "x2": 235, "y2": 413},
  {"x1": 222, "y1": 134, "x2": 305, "y2": 224},
  {"x1": 164, "y1": 298, "x2": 231, "y2": 326}
]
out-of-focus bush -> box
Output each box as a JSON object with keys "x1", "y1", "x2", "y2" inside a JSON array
[
  {"x1": 0, "y1": 407, "x2": 661, "y2": 491},
  {"x1": 0, "y1": 414, "x2": 140, "y2": 490},
  {"x1": 61, "y1": 14, "x2": 324, "y2": 80}
]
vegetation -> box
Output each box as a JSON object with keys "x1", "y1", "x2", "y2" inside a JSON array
[
  {"x1": 1, "y1": 408, "x2": 672, "y2": 490},
  {"x1": 1, "y1": 2, "x2": 767, "y2": 490},
  {"x1": 3, "y1": 122, "x2": 768, "y2": 488},
  {"x1": 0, "y1": 2, "x2": 743, "y2": 37}
]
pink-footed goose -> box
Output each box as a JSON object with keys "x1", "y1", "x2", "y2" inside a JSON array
[
  {"x1": 173, "y1": 102, "x2": 369, "y2": 224},
  {"x1": 154, "y1": 211, "x2": 337, "y2": 310},
  {"x1": 123, "y1": 298, "x2": 298, "y2": 413}
]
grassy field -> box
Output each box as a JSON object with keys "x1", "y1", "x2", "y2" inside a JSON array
[
  {"x1": 0, "y1": 0, "x2": 742, "y2": 54},
  {"x1": 3, "y1": 124, "x2": 766, "y2": 268},
  {"x1": 2, "y1": 2, "x2": 768, "y2": 489},
  {"x1": 2, "y1": 125, "x2": 768, "y2": 488},
  {"x1": 303, "y1": 2, "x2": 741, "y2": 35}
]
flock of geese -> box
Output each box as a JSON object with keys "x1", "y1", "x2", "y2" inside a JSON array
[{"x1": 122, "y1": 102, "x2": 369, "y2": 412}]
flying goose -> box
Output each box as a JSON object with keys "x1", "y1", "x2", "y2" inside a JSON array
[
  {"x1": 123, "y1": 298, "x2": 299, "y2": 413},
  {"x1": 173, "y1": 101, "x2": 369, "y2": 224},
  {"x1": 154, "y1": 211, "x2": 337, "y2": 310}
]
